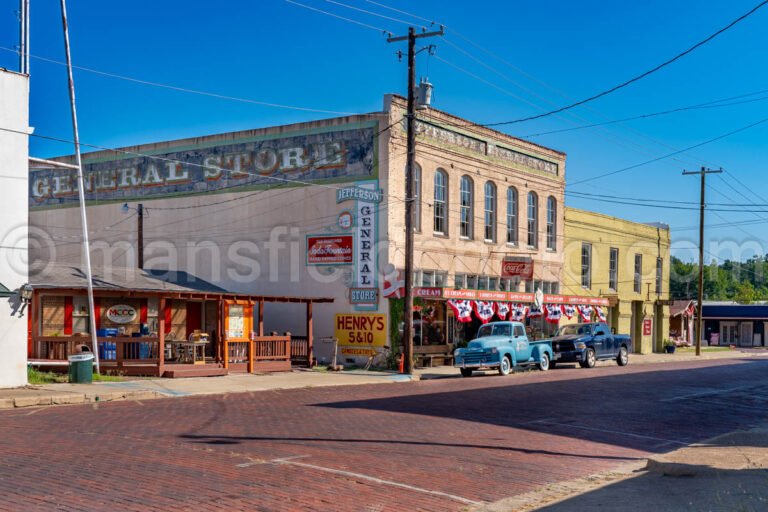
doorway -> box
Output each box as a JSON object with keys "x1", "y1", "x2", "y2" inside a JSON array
[
  {"x1": 739, "y1": 322, "x2": 754, "y2": 348},
  {"x1": 720, "y1": 322, "x2": 738, "y2": 345}
]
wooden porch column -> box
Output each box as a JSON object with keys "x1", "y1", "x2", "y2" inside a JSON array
[
  {"x1": 29, "y1": 291, "x2": 39, "y2": 359},
  {"x1": 247, "y1": 301, "x2": 254, "y2": 373},
  {"x1": 221, "y1": 300, "x2": 228, "y2": 370},
  {"x1": 158, "y1": 297, "x2": 166, "y2": 376},
  {"x1": 306, "y1": 301, "x2": 314, "y2": 368},
  {"x1": 258, "y1": 298, "x2": 264, "y2": 336}
]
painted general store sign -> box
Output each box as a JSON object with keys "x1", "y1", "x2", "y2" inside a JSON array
[
  {"x1": 29, "y1": 123, "x2": 378, "y2": 209},
  {"x1": 306, "y1": 235, "x2": 354, "y2": 265},
  {"x1": 501, "y1": 257, "x2": 534, "y2": 279}
]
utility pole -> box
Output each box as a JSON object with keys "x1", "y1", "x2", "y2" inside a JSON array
[
  {"x1": 683, "y1": 166, "x2": 722, "y2": 356},
  {"x1": 388, "y1": 26, "x2": 443, "y2": 374},
  {"x1": 60, "y1": 0, "x2": 100, "y2": 373},
  {"x1": 137, "y1": 203, "x2": 144, "y2": 269},
  {"x1": 19, "y1": 0, "x2": 30, "y2": 74}
]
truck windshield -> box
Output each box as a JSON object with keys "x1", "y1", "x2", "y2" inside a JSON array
[
  {"x1": 477, "y1": 324, "x2": 512, "y2": 338},
  {"x1": 557, "y1": 324, "x2": 592, "y2": 336}
]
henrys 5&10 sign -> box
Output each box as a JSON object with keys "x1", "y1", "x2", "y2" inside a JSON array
[{"x1": 335, "y1": 313, "x2": 386, "y2": 347}]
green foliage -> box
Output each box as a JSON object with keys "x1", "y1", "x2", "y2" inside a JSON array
[
  {"x1": 670, "y1": 255, "x2": 768, "y2": 302},
  {"x1": 389, "y1": 297, "x2": 404, "y2": 352}
]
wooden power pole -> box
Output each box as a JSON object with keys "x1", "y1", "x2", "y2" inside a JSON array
[
  {"x1": 683, "y1": 166, "x2": 722, "y2": 356},
  {"x1": 388, "y1": 26, "x2": 443, "y2": 374}
]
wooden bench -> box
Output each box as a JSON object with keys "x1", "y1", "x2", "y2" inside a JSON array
[{"x1": 414, "y1": 344, "x2": 454, "y2": 368}]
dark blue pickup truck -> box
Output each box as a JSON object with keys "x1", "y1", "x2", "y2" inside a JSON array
[{"x1": 548, "y1": 322, "x2": 631, "y2": 368}]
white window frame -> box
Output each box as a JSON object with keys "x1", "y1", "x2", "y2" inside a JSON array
[{"x1": 460, "y1": 175, "x2": 474, "y2": 239}]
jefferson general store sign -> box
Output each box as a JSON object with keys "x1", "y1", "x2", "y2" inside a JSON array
[{"x1": 29, "y1": 122, "x2": 378, "y2": 209}]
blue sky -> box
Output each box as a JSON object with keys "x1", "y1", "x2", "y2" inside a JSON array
[{"x1": 2, "y1": 0, "x2": 767, "y2": 263}]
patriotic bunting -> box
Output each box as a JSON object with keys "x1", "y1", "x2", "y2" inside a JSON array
[
  {"x1": 473, "y1": 301, "x2": 496, "y2": 324},
  {"x1": 447, "y1": 299, "x2": 474, "y2": 323},
  {"x1": 496, "y1": 302, "x2": 511, "y2": 320},
  {"x1": 577, "y1": 305, "x2": 593, "y2": 322},
  {"x1": 510, "y1": 303, "x2": 529, "y2": 322},
  {"x1": 562, "y1": 304, "x2": 576, "y2": 320},
  {"x1": 545, "y1": 304, "x2": 563, "y2": 324},
  {"x1": 528, "y1": 305, "x2": 543, "y2": 318},
  {"x1": 594, "y1": 305, "x2": 607, "y2": 322}
]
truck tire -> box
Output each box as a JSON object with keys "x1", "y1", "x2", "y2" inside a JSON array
[
  {"x1": 498, "y1": 355, "x2": 512, "y2": 376},
  {"x1": 616, "y1": 346, "x2": 629, "y2": 366},
  {"x1": 460, "y1": 368, "x2": 473, "y2": 377},
  {"x1": 537, "y1": 353, "x2": 550, "y2": 372},
  {"x1": 579, "y1": 348, "x2": 596, "y2": 369}
]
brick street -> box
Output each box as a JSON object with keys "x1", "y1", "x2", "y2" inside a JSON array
[{"x1": 2, "y1": 358, "x2": 767, "y2": 511}]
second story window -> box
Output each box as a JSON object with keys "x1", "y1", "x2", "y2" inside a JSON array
[
  {"x1": 634, "y1": 254, "x2": 643, "y2": 293},
  {"x1": 460, "y1": 176, "x2": 474, "y2": 239},
  {"x1": 506, "y1": 187, "x2": 518, "y2": 245},
  {"x1": 609, "y1": 247, "x2": 618, "y2": 291},
  {"x1": 581, "y1": 243, "x2": 592, "y2": 288},
  {"x1": 546, "y1": 196, "x2": 556, "y2": 250},
  {"x1": 412, "y1": 163, "x2": 421, "y2": 232},
  {"x1": 484, "y1": 181, "x2": 496, "y2": 242},
  {"x1": 433, "y1": 169, "x2": 447, "y2": 234},
  {"x1": 527, "y1": 192, "x2": 538, "y2": 248}
]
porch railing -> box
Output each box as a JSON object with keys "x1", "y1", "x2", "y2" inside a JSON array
[
  {"x1": 225, "y1": 335, "x2": 292, "y2": 371},
  {"x1": 31, "y1": 336, "x2": 160, "y2": 368},
  {"x1": 289, "y1": 335, "x2": 310, "y2": 366}
]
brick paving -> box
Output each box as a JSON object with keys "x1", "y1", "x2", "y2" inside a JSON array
[{"x1": 1, "y1": 358, "x2": 767, "y2": 511}]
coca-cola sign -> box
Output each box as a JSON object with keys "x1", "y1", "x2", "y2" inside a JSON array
[{"x1": 502, "y1": 257, "x2": 534, "y2": 279}]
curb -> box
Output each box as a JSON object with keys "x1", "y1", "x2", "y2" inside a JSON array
[{"x1": 0, "y1": 390, "x2": 163, "y2": 409}]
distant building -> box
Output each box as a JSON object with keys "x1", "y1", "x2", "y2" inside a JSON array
[
  {"x1": 561, "y1": 208, "x2": 671, "y2": 354},
  {"x1": 701, "y1": 302, "x2": 767, "y2": 347},
  {"x1": 0, "y1": 69, "x2": 30, "y2": 387}
]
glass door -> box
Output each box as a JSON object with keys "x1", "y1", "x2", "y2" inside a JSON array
[
  {"x1": 739, "y1": 322, "x2": 754, "y2": 347},
  {"x1": 720, "y1": 322, "x2": 738, "y2": 345}
]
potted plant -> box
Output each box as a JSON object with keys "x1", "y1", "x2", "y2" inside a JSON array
[{"x1": 663, "y1": 339, "x2": 676, "y2": 354}]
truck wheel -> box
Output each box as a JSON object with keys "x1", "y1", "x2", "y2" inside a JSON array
[
  {"x1": 460, "y1": 368, "x2": 473, "y2": 378},
  {"x1": 537, "y1": 353, "x2": 550, "y2": 372},
  {"x1": 580, "y1": 348, "x2": 596, "y2": 369},
  {"x1": 616, "y1": 346, "x2": 629, "y2": 366},
  {"x1": 498, "y1": 356, "x2": 512, "y2": 376}
]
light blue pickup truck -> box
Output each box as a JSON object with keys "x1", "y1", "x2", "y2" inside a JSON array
[{"x1": 454, "y1": 321, "x2": 554, "y2": 377}]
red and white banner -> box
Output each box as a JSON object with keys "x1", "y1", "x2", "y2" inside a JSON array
[
  {"x1": 473, "y1": 301, "x2": 496, "y2": 324},
  {"x1": 496, "y1": 302, "x2": 511, "y2": 320},
  {"x1": 562, "y1": 304, "x2": 576, "y2": 320},
  {"x1": 447, "y1": 300, "x2": 474, "y2": 323},
  {"x1": 510, "y1": 304, "x2": 528, "y2": 322},
  {"x1": 528, "y1": 305, "x2": 543, "y2": 318},
  {"x1": 545, "y1": 304, "x2": 563, "y2": 324},
  {"x1": 577, "y1": 305, "x2": 593, "y2": 322},
  {"x1": 594, "y1": 306, "x2": 607, "y2": 322}
]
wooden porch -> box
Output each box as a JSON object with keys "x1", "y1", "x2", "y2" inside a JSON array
[{"x1": 28, "y1": 275, "x2": 331, "y2": 378}]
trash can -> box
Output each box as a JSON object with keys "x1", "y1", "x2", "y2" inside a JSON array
[{"x1": 68, "y1": 353, "x2": 94, "y2": 383}]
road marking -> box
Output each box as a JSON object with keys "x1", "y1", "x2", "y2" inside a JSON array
[
  {"x1": 236, "y1": 455, "x2": 309, "y2": 468},
  {"x1": 275, "y1": 459, "x2": 482, "y2": 506},
  {"x1": 531, "y1": 420, "x2": 688, "y2": 446},
  {"x1": 24, "y1": 408, "x2": 43, "y2": 416}
]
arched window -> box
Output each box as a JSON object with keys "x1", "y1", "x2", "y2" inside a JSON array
[
  {"x1": 546, "y1": 196, "x2": 557, "y2": 250},
  {"x1": 460, "y1": 176, "x2": 474, "y2": 239},
  {"x1": 527, "y1": 191, "x2": 538, "y2": 248},
  {"x1": 433, "y1": 169, "x2": 447, "y2": 234},
  {"x1": 412, "y1": 163, "x2": 422, "y2": 232},
  {"x1": 484, "y1": 181, "x2": 496, "y2": 242},
  {"x1": 506, "y1": 187, "x2": 518, "y2": 244}
]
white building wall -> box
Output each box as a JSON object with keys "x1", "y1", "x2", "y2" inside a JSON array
[{"x1": 0, "y1": 70, "x2": 29, "y2": 387}]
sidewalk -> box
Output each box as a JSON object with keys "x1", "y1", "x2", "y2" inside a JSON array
[
  {"x1": 479, "y1": 424, "x2": 768, "y2": 511},
  {"x1": 2, "y1": 347, "x2": 765, "y2": 410}
]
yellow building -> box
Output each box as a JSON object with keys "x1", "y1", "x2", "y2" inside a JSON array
[{"x1": 562, "y1": 207, "x2": 670, "y2": 354}]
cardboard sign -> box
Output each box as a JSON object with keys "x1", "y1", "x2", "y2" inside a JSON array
[
  {"x1": 307, "y1": 235, "x2": 353, "y2": 265},
  {"x1": 335, "y1": 313, "x2": 386, "y2": 346}
]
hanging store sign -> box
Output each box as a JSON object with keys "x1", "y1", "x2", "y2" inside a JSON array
[
  {"x1": 106, "y1": 304, "x2": 137, "y2": 324},
  {"x1": 335, "y1": 313, "x2": 386, "y2": 346},
  {"x1": 306, "y1": 235, "x2": 354, "y2": 265},
  {"x1": 501, "y1": 257, "x2": 534, "y2": 279},
  {"x1": 338, "y1": 180, "x2": 379, "y2": 311},
  {"x1": 336, "y1": 186, "x2": 383, "y2": 203},
  {"x1": 30, "y1": 122, "x2": 379, "y2": 209},
  {"x1": 350, "y1": 288, "x2": 379, "y2": 305}
]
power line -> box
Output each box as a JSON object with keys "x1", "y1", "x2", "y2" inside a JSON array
[
  {"x1": 284, "y1": 0, "x2": 389, "y2": 33},
  {"x1": 474, "y1": 1, "x2": 768, "y2": 127},
  {"x1": 0, "y1": 46, "x2": 361, "y2": 116},
  {"x1": 521, "y1": 90, "x2": 768, "y2": 138}
]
